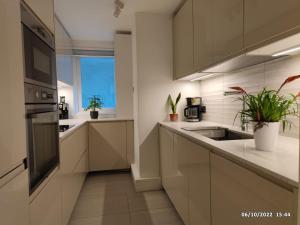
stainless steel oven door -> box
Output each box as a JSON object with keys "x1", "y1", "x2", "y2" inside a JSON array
[{"x1": 26, "y1": 104, "x2": 59, "y2": 194}]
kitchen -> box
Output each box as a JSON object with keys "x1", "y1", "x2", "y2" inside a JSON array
[{"x1": 0, "y1": 0, "x2": 299, "y2": 225}]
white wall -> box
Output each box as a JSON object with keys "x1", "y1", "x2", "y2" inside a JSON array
[
  {"x1": 115, "y1": 34, "x2": 134, "y2": 119},
  {"x1": 57, "y1": 85, "x2": 75, "y2": 117},
  {"x1": 132, "y1": 13, "x2": 201, "y2": 180},
  {"x1": 200, "y1": 55, "x2": 300, "y2": 138}
]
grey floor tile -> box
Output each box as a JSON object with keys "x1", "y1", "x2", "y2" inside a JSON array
[
  {"x1": 69, "y1": 172, "x2": 184, "y2": 225},
  {"x1": 128, "y1": 191, "x2": 173, "y2": 212},
  {"x1": 130, "y1": 208, "x2": 184, "y2": 225},
  {"x1": 69, "y1": 213, "x2": 131, "y2": 225}
]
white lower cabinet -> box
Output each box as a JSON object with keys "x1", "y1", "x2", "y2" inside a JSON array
[
  {"x1": 29, "y1": 170, "x2": 62, "y2": 225},
  {"x1": 160, "y1": 126, "x2": 210, "y2": 225},
  {"x1": 89, "y1": 122, "x2": 130, "y2": 171},
  {"x1": 0, "y1": 169, "x2": 29, "y2": 225},
  {"x1": 60, "y1": 125, "x2": 89, "y2": 225},
  {"x1": 61, "y1": 151, "x2": 88, "y2": 225},
  {"x1": 188, "y1": 141, "x2": 210, "y2": 225},
  {"x1": 211, "y1": 153, "x2": 297, "y2": 225},
  {"x1": 159, "y1": 126, "x2": 174, "y2": 194},
  {"x1": 171, "y1": 134, "x2": 190, "y2": 225},
  {"x1": 160, "y1": 126, "x2": 297, "y2": 225}
]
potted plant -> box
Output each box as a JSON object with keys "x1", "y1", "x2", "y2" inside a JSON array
[
  {"x1": 230, "y1": 75, "x2": 300, "y2": 151},
  {"x1": 168, "y1": 93, "x2": 181, "y2": 122},
  {"x1": 84, "y1": 96, "x2": 103, "y2": 119}
]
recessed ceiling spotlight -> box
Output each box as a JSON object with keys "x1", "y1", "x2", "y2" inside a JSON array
[
  {"x1": 115, "y1": 0, "x2": 124, "y2": 9},
  {"x1": 114, "y1": 7, "x2": 121, "y2": 17},
  {"x1": 113, "y1": 0, "x2": 124, "y2": 17}
]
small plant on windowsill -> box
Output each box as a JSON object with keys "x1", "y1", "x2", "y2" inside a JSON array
[{"x1": 84, "y1": 96, "x2": 103, "y2": 119}]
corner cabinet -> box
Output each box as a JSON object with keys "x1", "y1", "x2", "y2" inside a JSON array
[
  {"x1": 173, "y1": 0, "x2": 195, "y2": 79},
  {"x1": 89, "y1": 121, "x2": 133, "y2": 171},
  {"x1": 159, "y1": 126, "x2": 211, "y2": 225},
  {"x1": 23, "y1": 0, "x2": 55, "y2": 33},
  {"x1": 211, "y1": 153, "x2": 297, "y2": 225},
  {"x1": 244, "y1": 0, "x2": 300, "y2": 49}
]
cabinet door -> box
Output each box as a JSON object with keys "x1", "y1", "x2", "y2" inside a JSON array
[
  {"x1": 213, "y1": 0, "x2": 243, "y2": 62},
  {"x1": 211, "y1": 153, "x2": 296, "y2": 225},
  {"x1": 171, "y1": 134, "x2": 190, "y2": 225},
  {"x1": 126, "y1": 121, "x2": 134, "y2": 165},
  {"x1": 30, "y1": 170, "x2": 62, "y2": 225},
  {"x1": 173, "y1": 0, "x2": 195, "y2": 79},
  {"x1": 24, "y1": 0, "x2": 54, "y2": 33},
  {"x1": 0, "y1": 169, "x2": 29, "y2": 225},
  {"x1": 244, "y1": 0, "x2": 300, "y2": 48},
  {"x1": 0, "y1": 0, "x2": 27, "y2": 177},
  {"x1": 188, "y1": 143, "x2": 210, "y2": 225},
  {"x1": 60, "y1": 124, "x2": 88, "y2": 174},
  {"x1": 61, "y1": 151, "x2": 88, "y2": 225},
  {"x1": 193, "y1": 0, "x2": 214, "y2": 71},
  {"x1": 159, "y1": 126, "x2": 174, "y2": 193},
  {"x1": 89, "y1": 122, "x2": 128, "y2": 171}
]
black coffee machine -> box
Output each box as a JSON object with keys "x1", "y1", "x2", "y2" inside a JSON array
[
  {"x1": 58, "y1": 96, "x2": 69, "y2": 120},
  {"x1": 184, "y1": 97, "x2": 206, "y2": 122}
]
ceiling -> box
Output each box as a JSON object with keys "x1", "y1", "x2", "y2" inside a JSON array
[{"x1": 54, "y1": 0, "x2": 182, "y2": 42}]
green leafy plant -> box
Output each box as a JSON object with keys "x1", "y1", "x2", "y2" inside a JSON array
[
  {"x1": 231, "y1": 75, "x2": 300, "y2": 131},
  {"x1": 168, "y1": 93, "x2": 181, "y2": 114},
  {"x1": 84, "y1": 96, "x2": 103, "y2": 112}
]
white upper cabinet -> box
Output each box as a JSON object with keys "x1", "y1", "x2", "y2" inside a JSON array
[
  {"x1": 193, "y1": 0, "x2": 214, "y2": 71},
  {"x1": 244, "y1": 0, "x2": 300, "y2": 49},
  {"x1": 24, "y1": 0, "x2": 55, "y2": 33},
  {"x1": 212, "y1": 0, "x2": 243, "y2": 62},
  {"x1": 173, "y1": 0, "x2": 195, "y2": 79}
]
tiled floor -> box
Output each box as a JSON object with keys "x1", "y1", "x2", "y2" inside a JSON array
[{"x1": 69, "y1": 172, "x2": 184, "y2": 225}]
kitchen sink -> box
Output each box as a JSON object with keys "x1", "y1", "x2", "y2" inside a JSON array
[{"x1": 181, "y1": 126, "x2": 253, "y2": 141}]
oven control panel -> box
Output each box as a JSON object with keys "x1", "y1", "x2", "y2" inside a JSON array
[{"x1": 25, "y1": 83, "x2": 57, "y2": 104}]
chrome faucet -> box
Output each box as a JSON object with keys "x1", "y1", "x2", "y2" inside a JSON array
[{"x1": 224, "y1": 91, "x2": 249, "y2": 131}]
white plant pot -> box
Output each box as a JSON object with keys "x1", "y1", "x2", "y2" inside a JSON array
[{"x1": 253, "y1": 122, "x2": 280, "y2": 151}]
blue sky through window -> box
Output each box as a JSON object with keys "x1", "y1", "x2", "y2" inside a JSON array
[{"x1": 80, "y1": 57, "x2": 116, "y2": 109}]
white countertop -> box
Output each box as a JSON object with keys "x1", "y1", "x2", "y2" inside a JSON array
[
  {"x1": 160, "y1": 121, "x2": 299, "y2": 188},
  {"x1": 59, "y1": 118, "x2": 133, "y2": 141}
]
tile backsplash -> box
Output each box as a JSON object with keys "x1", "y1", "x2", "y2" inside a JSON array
[{"x1": 200, "y1": 54, "x2": 300, "y2": 138}]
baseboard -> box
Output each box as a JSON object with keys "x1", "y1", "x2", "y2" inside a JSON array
[{"x1": 131, "y1": 164, "x2": 162, "y2": 192}]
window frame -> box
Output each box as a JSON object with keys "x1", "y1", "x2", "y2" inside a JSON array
[{"x1": 73, "y1": 55, "x2": 117, "y2": 116}]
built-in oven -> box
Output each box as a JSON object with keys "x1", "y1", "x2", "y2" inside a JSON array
[
  {"x1": 21, "y1": 2, "x2": 57, "y2": 90},
  {"x1": 25, "y1": 84, "x2": 59, "y2": 194}
]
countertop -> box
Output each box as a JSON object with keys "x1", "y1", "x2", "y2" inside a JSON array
[
  {"x1": 160, "y1": 121, "x2": 299, "y2": 188},
  {"x1": 59, "y1": 118, "x2": 133, "y2": 142}
]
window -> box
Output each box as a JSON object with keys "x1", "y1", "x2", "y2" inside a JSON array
[{"x1": 79, "y1": 57, "x2": 116, "y2": 110}]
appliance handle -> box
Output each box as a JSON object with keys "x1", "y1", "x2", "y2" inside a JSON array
[
  {"x1": 184, "y1": 108, "x2": 188, "y2": 117},
  {"x1": 29, "y1": 111, "x2": 58, "y2": 119}
]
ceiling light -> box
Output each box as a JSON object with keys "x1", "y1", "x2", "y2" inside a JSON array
[
  {"x1": 114, "y1": 7, "x2": 121, "y2": 17},
  {"x1": 272, "y1": 46, "x2": 300, "y2": 57},
  {"x1": 115, "y1": 0, "x2": 124, "y2": 9},
  {"x1": 113, "y1": 0, "x2": 124, "y2": 17}
]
